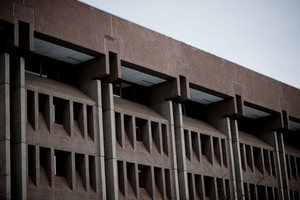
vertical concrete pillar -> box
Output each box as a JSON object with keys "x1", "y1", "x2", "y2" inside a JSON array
[
  {"x1": 0, "y1": 53, "x2": 11, "y2": 199},
  {"x1": 277, "y1": 132, "x2": 290, "y2": 200},
  {"x1": 11, "y1": 56, "x2": 27, "y2": 199},
  {"x1": 102, "y1": 83, "x2": 118, "y2": 200},
  {"x1": 173, "y1": 103, "x2": 189, "y2": 199},
  {"x1": 152, "y1": 101, "x2": 180, "y2": 199},
  {"x1": 260, "y1": 131, "x2": 286, "y2": 200},
  {"x1": 80, "y1": 80, "x2": 106, "y2": 199},
  {"x1": 230, "y1": 119, "x2": 245, "y2": 200}
]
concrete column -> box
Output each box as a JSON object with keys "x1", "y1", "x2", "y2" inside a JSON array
[
  {"x1": 173, "y1": 103, "x2": 189, "y2": 199},
  {"x1": 0, "y1": 53, "x2": 11, "y2": 199},
  {"x1": 102, "y1": 83, "x2": 118, "y2": 200},
  {"x1": 79, "y1": 80, "x2": 106, "y2": 199},
  {"x1": 10, "y1": 56, "x2": 27, "y2": 199},
  {"x1": 277, "y1": 132, "x2": 290, "y2": 200},
  {"x1": 260, "y1": 131, "x2": 285, "y2": 200},
  {"x1": 152, "y1": 100, "x2": 180, "y2": 199},
  {"x1": 230, "y1": 119, "x2": 245, "y2": 200}
]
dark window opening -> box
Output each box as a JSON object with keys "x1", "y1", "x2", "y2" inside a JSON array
[
  {"x1": 162, "y1": 124, "x2": 168, "y2": 155},
  {"x1": 184, "y1": 130, "x2": 191, "y2": 160},
  {"x1": 257, "y1": 185, "x2": 266, "y2": 199},
  {"x1": 213, "y1": 137, "x2": 221, "y2": 165},
  {"x1": 270, "y1": 151, "x2": 276, "y2": 176},
  {"x1": 263, "y1": 149, "x2": 270, "y2": 175},
  {"x1": 54, "y1": 150, "x2": 69, "y2": 177},
  {"x1": 225, "y1": 179, "x2": 231, "y2": 200},
  {"x1": 240, "y1": 144, "x2": 246, "y2": 171},
  {"x1": 27, "y1": 90, "x2": 35, "y2": 129},
  {"x1": 38, "y1": 93, "x2": 50, "y2": 131},
  {"x1": 151, "y1": 121, "x2": 160, "y2": 153},
  {"x1": 87, "y1": 105, "x2": 94, "y2": 140},
  {"x1": 246, "y1": 145, "x2": 253, "y2": 172},
  {"x1": 192, "y1": 131, "x2": 200, "y2": 162},
  {"x1": 286, "y1": 155, "x2": 291, "y2": 180},
  {"x1": 124, "y1": 115, "x2": 134, "y2": 148},
  {"x1": 115, "y1": 112, "x2": 122, "y2": 146},
  {"x1": 182, "y1": 100, "x2": 207, "y2": 121},
  {"x1": 19, "y1": 21, "x2": 29, "y2": 50},
  {"x1": 138, "y1": 165, "x2": 146, "y2": 188},
  {"x1": 267, "y1": 187, "x2": 273, "y2": 200},
  {"x1": 112, "y1": 79, "x2": 149, "y2": 105},
  {"x1": 165, "y1": 169, "x2": 171, "y2": 199},
  {"x1": 25, "y1": 51, "x2": 76, "y2": 85},
  {"x1": 75, "y1": 153, "x2": 86, "y2": 190},
  {"x1": 154, "y1": 167, "x2": 163, "y2": 197},
  {"x1": 118, "y1": 161, "x2": 125, "y2": 195},
  {"x1": 217, "y1": 178, "x2": 224, "y2": 199},
  {"x1": 201, "y1": 134, "x2": 212, "y2": 164},
  {"x1": 40, "y1": 147, "x2": 51, "y2": 185},
  {"x1": 73, "y1": 102, "x2": 84, "y2": 138},
  {"x1": 253, "y1": 147, "x2": 263, "y2": 173},
  {"x1": 222, "y1": 139, "x2": 227, "y2": 167},
  {"x1": 290, "y1": 156, "x2": 297, "y2": 179},
  {"x1": 204, "y1": 176, "x2": 214, "y2": 199},
  {"x1": 53, "y1": 98, "x2": 67, "y2": 125},
  {"x1": 187, "y1": 173, "x2": 193, "y2": 199},
  {"x1": 136, "y1": 118, "x2": 146, "y2": 142},
  {"x1": 89, "y1": 156, "x2": 96, "y2": 192},
  {"x1": 28, "y1": 145, "x2": 36, "y2": 185},
  {"x1": 297, "y1": 157, "x2": 300, "y2": 178}
]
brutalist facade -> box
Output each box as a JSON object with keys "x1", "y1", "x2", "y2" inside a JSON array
[{"x1": 0, "y1": 0, "x2": 300, "y2": 199}]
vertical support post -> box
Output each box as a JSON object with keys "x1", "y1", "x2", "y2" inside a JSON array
[
  {"x1": 230, "y1": 119, "x2": 244, "y2": 200},
  {"x1": 173, "y1": 103, "x2": 189, "y2": 199},
  {"x1": 102, "y1": 83, "x2": 118, "y2": 200},
  {"x1": 80, "y1": 80, "x2": 106, "y2": 199},
  {"x1": 152, "y1": 100, "x2": 180, "y2": 199},
  {"x1": 0, "y1": 53, "x2": 11, "y2": 200},
  {"x1": 11, "y1": 56, "x2": 27, "y2": 199}
]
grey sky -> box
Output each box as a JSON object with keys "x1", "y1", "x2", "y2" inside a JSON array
[{"x1": 79, "y1": 0, "x2": 300, "y2": 89}]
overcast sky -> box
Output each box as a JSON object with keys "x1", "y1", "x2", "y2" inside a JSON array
[{"x1": 79, "y1": 0, "x2": 300, "y2": 89}]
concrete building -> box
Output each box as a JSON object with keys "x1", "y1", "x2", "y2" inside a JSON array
[{"x1": 0, "y1": 0, "x2": 300, "y2": 199}]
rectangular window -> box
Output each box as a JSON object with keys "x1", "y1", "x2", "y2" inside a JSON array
[
  {"x1": 184, "y1": 129, "x2": 191, "y2": 160},
  {"x1": 136, "y1": 118, "x2": 145, "y2": 142},
  {"x1": 53, "y1": 97, "x2": 67, "y2": 125},
  {"x1": 87, "y1": 105, "x2": 94, "y2": 141},
  {"x1": 38, "y1": 93, "x2": 50, "y2": 131},
  {"x1": 201, "y1": 134, "x2": 212, "y2": 164},
  {"x1": 165, "y1": 169, "x2": 171, "y2": 199},
  {"x1": 73, "y1": 102, "x2": 84, "y2": 138},
  {"x1": 154, "y1": 167, "x2": 163, "y2": 198},
  {"x1": 89, "y1": 156, "x2": 96, "y2": 192},
  {"x1": 75, "y1": 153, "x2": 86, "y2": 190},
  {"x1": 162, "y1": 123, "x2": 168, "y2": 155},
  {"x1": 124, "y1": 115, "x2": 134, "y2": 148},
  {"x1": 253, "y1": 147, "x2": 263, "y2": 173},
  {"x1": 151, "y1": 121, "x2": 160, "y2": 153},
  {"x1": 213, "y1": 137, "x2": 221, "y2": 165},
  {"x1": 40, "y1": 147, "x2": 51, "y2": 185},
  {"x1": 204, "y1": 176, "x2": 214, "y2": 199},
  {"x1": 221, "y1": 139, "x2": 227, "y2": 167},
  {"x1": 27, "y1": 90, "x2": 35, "y2": 129},
  {"x1": 240, "y1": 144, "x2": 246, "y2": 171},
  {"x1": 138, "y1": 165, "x2": 146, "y2": 188},
  {"x1": 28, "y1": 145, "x2": 36, "y2": 185},
  {"x1": 115, "y1": 112, "x2": 122, "y2": 146},
  {"x1": 192, "y1": 131, "x2": 200, "y2": 162},
  {"x1": 118, "y1": 161, "x2": 125, "y2": 196}
]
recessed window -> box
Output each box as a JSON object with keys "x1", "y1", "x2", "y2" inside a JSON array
[
  {"x1": 138, "y1": 166, "x2": 146, "y2": 188},
  {"x1": 53, "y1": 98, "x2": 67, "y2": 125},
  {"x1": 54, "y1": 150, "x2": 69, "y2": 177}
]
